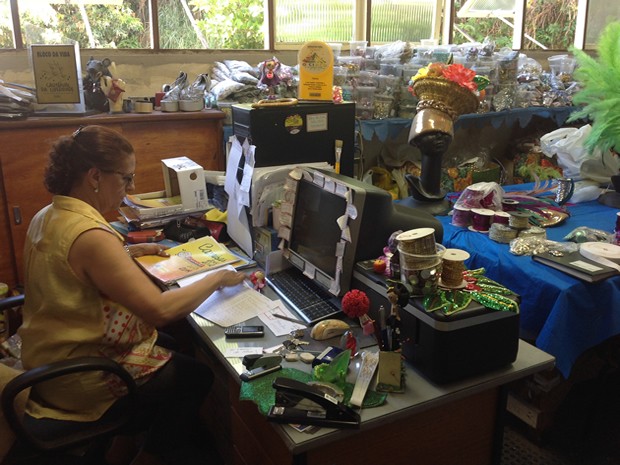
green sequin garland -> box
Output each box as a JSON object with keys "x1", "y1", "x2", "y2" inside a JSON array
[{"x1": 423, "y1": 267, "x2": 519, "y2": 315}]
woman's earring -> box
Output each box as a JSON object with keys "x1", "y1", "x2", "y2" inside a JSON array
[{"x1": 94, "y1": 185, "x2": 99, "y2": 193}]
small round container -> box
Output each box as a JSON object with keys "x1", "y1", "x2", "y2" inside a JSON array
[
  {"x1": 398, "y1": 244, "x2": 446, "y2": 296},
  {"x1": 336, "y1": 56, "x2": 363, "y2": 77},
  {"x1": 134, "y1": 101, "x2": 153, "y2": 113},
  {"x1": 349, "y1": 40, "x2": 368, "y2": 57},
  {"x1": 327, "y1": 42, "x2": 343, "y2": 58},
  {"x1": 160, "y1": 100, "x2": 179, "y2": 112},
  {"x1": 179, "y1": 100, "x2": 204, "y2": 112},
  {"x1": 333, "y1": 66, "x2": 348, "y2": 86}
]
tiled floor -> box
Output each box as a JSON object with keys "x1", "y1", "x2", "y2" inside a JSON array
[{"x1": 501, "y1": 369, "x2": 620, "y2": 465}]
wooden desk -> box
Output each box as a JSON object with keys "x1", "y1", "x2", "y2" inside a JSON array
[
  {"x1": 0, "y1": 110, "x2": 224, "y2": 287},
  {"x1": 187, "y1": 312, "x2": 554, "y2": 465}
]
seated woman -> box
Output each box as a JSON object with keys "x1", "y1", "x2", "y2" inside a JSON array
[{"x1": 19, "y1": 125, "x2": 246, "y2": 465}]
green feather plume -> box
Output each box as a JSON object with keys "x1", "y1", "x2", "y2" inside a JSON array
[{"x1": 568, "y1": 21, "x2": 620, "y2": 154}]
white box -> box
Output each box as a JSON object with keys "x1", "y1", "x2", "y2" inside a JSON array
[{"x1": 161, "y1": 156, "x2": 209, "y2": 211}]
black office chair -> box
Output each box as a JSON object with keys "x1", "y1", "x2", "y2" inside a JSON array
[{"x1": 0, "y1": 294, "x2": 139, "y2": 465}]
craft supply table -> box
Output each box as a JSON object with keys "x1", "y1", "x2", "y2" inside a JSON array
[
  {"x1": 437, "y1": 184, "x2": 620, "y2": 379},
  {"x1": 186, "y1": 282, "x2": 554, "y2": 465}
]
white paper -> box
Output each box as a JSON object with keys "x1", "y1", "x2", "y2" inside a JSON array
[
  {"x1": 258, "y1": 303, "x2": 307, "y2": 337},
  {"x1": 224, "y1": 347, "x2": 263, "y2": 358},
  {"x1": 225, "y1": 137, "x2": 254, "y2": 256},
  {"x1": 190, "y1": 268, "x2": 275, "y2": 326}
]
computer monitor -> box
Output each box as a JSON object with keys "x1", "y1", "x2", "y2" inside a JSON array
[{"x1": 281, "y1": 167, "x2": 443, "y2": 297}]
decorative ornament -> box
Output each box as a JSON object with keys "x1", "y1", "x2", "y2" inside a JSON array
[
  {"x1": 332, "y1": 85, "x2": 343, "y2": 103},
  {"x1": 341, "y1": 289, "x2": 375, "y2": 336},
  {"x1": 250, "y1": 271, "x2": 266, "y2": 292}
]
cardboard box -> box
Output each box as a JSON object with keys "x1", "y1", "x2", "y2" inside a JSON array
[
  {"x1": 161, "y1": 156, "x2": 209, "y2": 211},
  {"x1": 253, "y1": 226, "x2": 279, "y2": 267},
  {"x1": 124, "y1": 157, "x2": 209, "y2": 219}
]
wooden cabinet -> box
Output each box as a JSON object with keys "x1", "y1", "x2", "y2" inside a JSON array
[{"x1": 0, "y1": 110, "x2": 225, "y2": 288}]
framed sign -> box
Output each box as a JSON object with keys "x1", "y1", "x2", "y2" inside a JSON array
[{"x1": 30, "y1": 43, "x2": 81, "y2": 104}]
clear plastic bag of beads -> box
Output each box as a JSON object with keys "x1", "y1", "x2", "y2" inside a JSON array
[
  {"x1": 509, "y1": 237, "x2": 579, "y2": 256},
  {"x1": 563, "y1": 226, "x2": 614, "y2": 244}
]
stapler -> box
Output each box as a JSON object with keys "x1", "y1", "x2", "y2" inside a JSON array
[
  {"x1": 267, "y1": 377, "x2": 361, "y2": 429},
  {"x1": 239, "y1": 354, "x2": 282, "y2": 382}
]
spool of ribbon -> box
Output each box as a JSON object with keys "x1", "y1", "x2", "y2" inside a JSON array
[
  {"x1": 579, "y1": 242, "x2": 620, "y2": 271},
  {"x1": 440, "y1": 248, "x2": 470, "y2": 288},
  {"x1": 470, "y1": 208, "x2": 494, "y2": 232},
  {"x1": 396, "y1": 228, "x2": 436, "y2": 255},
  {"x1": 489, "y1": 223, "x2": 518, "y2": 243},
  {"x1": 502, "y1": 199, "x2": 519, "y2": 211},
  {"x1": 493, "y1": 211, "x2": 511, "y2": 225},
  {"x1": 508, "y1": 211, "x2": 531, "y2": 229},
  {"x1": 451, "y1": 205, "x2": 471, "y2": 227}
]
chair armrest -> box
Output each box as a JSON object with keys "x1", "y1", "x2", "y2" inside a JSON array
[
  {"x1": 0, "y1": 295, "x2": 24, "y2": 312},
  {"x1": 1, "y1": 356, "x2": 137, "y2": 451}
]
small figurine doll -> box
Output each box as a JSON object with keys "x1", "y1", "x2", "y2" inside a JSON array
[
  {"x1": 100, "y1": 75, "x2": 126, "y2": 114},
  {"x1": 385, "y1": 282, "x2": 410, "y2": 351},
  {"x1": 250, "y1": 271, "x2": 266, "y2": 292},
  {"x1": 258, "y1": 57, "x2": 282, "y2": 100},
  {"x1": 340, "y1": 330, "x2": 357, "y2": 358}
]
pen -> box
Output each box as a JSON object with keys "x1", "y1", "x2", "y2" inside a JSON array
[
  {"x1": 272, "y1": 313, "x2": 307, "y2": 326},
  {"x1": 334, "y1": 140, "x2": 343, "y2": 174}
]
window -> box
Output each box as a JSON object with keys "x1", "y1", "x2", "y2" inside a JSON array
[{"x1": 0, "y1": 0, "x2": 615, "y2": 51}]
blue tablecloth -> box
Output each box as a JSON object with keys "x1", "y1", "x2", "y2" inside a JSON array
[{"x1": 437, "y1": 186, "x2": 620, "y2": 379}]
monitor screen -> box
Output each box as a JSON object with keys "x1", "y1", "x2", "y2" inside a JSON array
[
  {"x1": 281, "y1": 168, "x2": 443, "y2": 297},
  {"x1": 289, "y1": 180, "x2": 346, "y2": 280}
]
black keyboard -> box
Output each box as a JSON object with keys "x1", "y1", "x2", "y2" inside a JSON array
[{"x1": 266, "y1": 268, "x2": 341, "y2": 324}]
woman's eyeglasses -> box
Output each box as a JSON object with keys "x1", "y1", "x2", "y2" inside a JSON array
[
  {"x1": 102, "y1": 170, "x2": 136, "y2": 186},
  {"x1": 72, "y1": 125, "x2": 86, "y2": 138}
]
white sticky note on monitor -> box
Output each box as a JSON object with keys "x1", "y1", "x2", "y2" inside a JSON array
[
  {"x1": 335, "y1": 182, "x2": 348, "y2": 197},
  {"x1": 313, "y1": 172, "x2": 325, "y2": 187},
  {"x1": 303, "y1": 263, "x2": 316, "y2": 279}
]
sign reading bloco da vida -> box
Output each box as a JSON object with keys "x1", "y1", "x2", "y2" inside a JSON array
[{"x1": 30, "y1": 44, "x2": 81, "y2": 104}]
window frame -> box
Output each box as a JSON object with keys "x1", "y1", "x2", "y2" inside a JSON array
[{"x1": 2, "y1": 0, "x2": 598, "y2": 51}]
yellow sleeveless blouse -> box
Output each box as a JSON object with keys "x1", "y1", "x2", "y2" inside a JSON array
[{"x1": 19, "y1": 196, "x2": 171, "y2": 421}]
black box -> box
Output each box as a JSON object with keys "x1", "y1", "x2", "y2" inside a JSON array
[
  {"x1": 232, "y1": 102, "x2": 356, "y2": 177},
  {"x1": 352, "y1": 265, "x2": 519, "y2": 384}
]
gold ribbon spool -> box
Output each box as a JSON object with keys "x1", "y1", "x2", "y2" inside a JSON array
[
  {"x1": 509, "y1": 211, "x2": 531, "y2": 229},
  {"x1": 440, "y1": 248, "x2": 470, "y2": 288},
  {"x1": 396, "y1": 228, "x2": 436, "y2": 255}
]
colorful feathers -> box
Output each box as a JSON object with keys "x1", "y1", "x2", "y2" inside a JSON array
[{"x1": 568, "y1": 22, "x2": 620, "y2": 154}]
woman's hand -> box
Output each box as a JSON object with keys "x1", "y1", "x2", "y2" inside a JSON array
[
  {"x1": 127, "y1": 243, "x2": 169, "y2": 258},
  {"x1": 211, "y1": 269, "x2": 247, "y2": 289}
]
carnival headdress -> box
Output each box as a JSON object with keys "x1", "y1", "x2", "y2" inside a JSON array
[
  {"x1": 408, "y1": 63, "x2": 487, "y2": 139},
  {"x1": 568, "y1": 21, "x2": 620, "y2": 154}
]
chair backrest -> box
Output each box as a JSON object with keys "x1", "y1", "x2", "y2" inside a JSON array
[
  {"x1": 0, "y1": 294, "x2": 138, "y2": 453},
  {"x1": 1, "y1": 356, "x2": 138, "y2": 452}
]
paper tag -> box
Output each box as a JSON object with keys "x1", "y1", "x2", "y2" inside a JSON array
[{"x1": 570, "y1": 260, "x2": 603, "y2": 272}]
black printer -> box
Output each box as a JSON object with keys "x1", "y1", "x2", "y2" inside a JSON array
[{"x1": 352, "y1": 263, "x2": 519, "y2": 384}]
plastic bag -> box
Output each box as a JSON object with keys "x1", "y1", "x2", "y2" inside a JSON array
[
  {"x1": 540, "y1": 124, "x2": 597, "y2": 180},
  {"x1": 453, "y1": 181, "x2": 505, "y2": 211}
]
